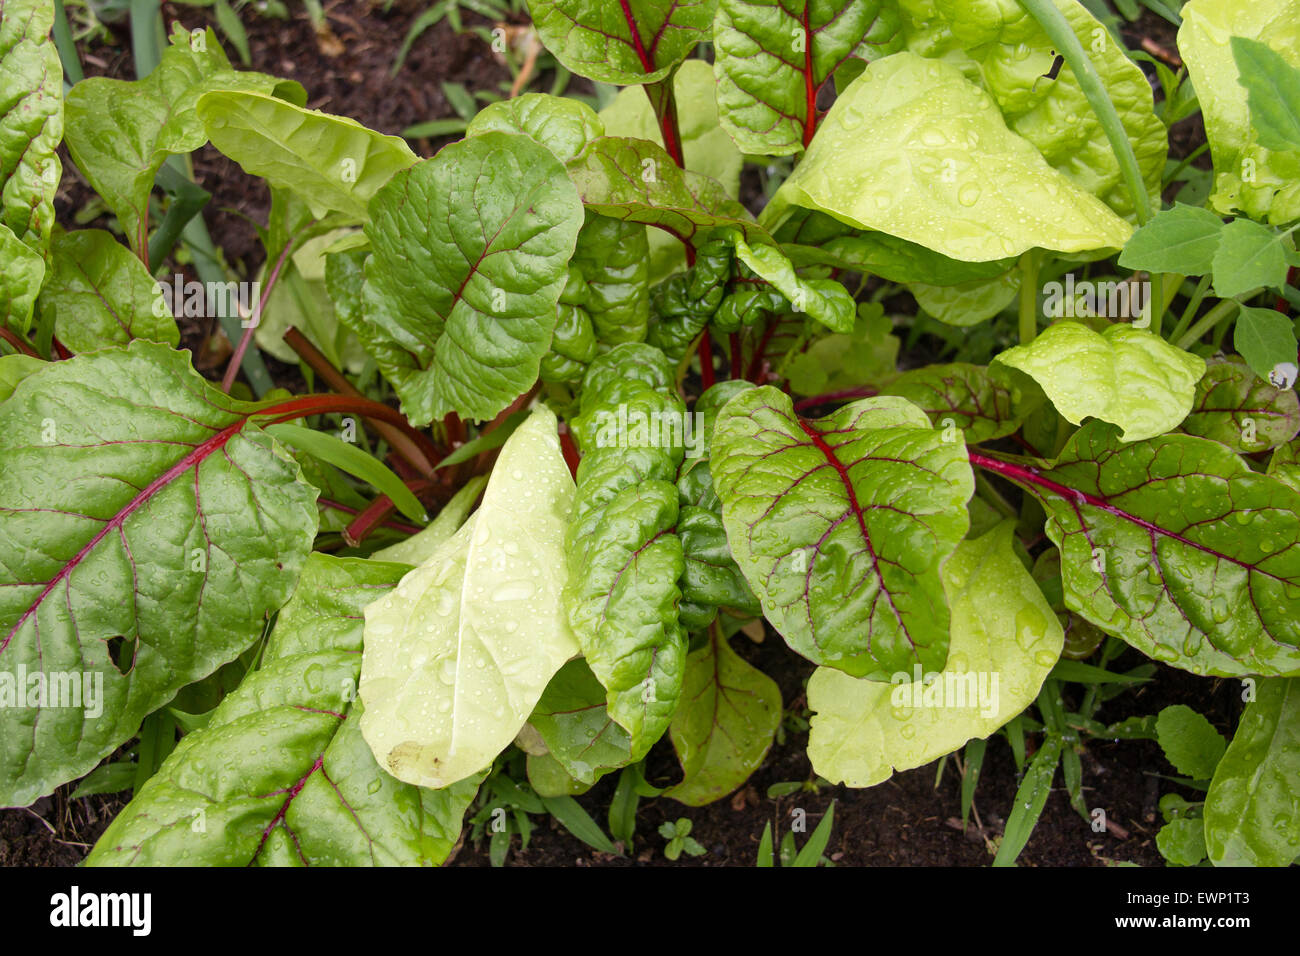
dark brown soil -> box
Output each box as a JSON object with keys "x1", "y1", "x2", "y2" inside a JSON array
[{"x1": 4, "y1": 0, "x2": 1229, "y2": 868}]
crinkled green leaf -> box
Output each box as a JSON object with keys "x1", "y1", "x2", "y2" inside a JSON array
[
  {"x1": 85, "y1": 554, "x2": 484, "y2": 866},
  {"x1": 993, "y1": 321, "x2": 1206, "y2": 442},
  {"x1": 66, "y1": 28, "x2": 304, "y2": 256},
  {"x1": 567, "y1": 136, "x2": 768, "y2": 251},
  {"x1": 0, "y1": 341, "x2": 319, "y2": 807},
  {"x1": 1212, "y1": 219, "x2": 1294, "y2": 299},
  {"x1": 359, "y1": 407, "x2": 579, "y2": 789},
  {"x1": 1179, "y1": 0, "x2": 1300, "y2": 224},
  {"x1": 467, "y1": 92, "x2": 604, "y2": 164},
  {"x1": 571, "y1": 212, "x2": 651, "y2": 345},
  {"x1": 526, "y1": 0, "x2": 716, "y2": 84},
  {"x1": 354, "y1": 132, "x2": 583, "y2": 425},
  {"x1": 1232, "y1": 36, "x2": 1300, "y2": 153},
  {"x1": 1204, "y1": 677, "x2": 1300, "y2": 866},
  {"x1": 712, "y1": 0, "x2": 902, "y2": 156},
  {"x1": 728, "y1": 233, "x2": 854, "y2": 333},
  {"x1": 808, "y1": 522, "x2": 1063, "y2": 787},
  {"x1": 0, "y1": 0, "x2": 62, "y2": 252},
  {"x1": 36, "y1": 229, "x2": 179, "y2": 352},
  {"x1": 0, "y1": 223, "x2": 43, "y2": 334},
  {"x1": 899, "y1": 0, "x2": 1167, "y2": 222},
  {"x1": 1118, "y1": 203, "x2": 1226, "y2": 277},
  {"x1": 1234, "y1": 306, "x2": 1299, "y2": 390},
  {"x1": 1156, "y1": 704, "x2": 1227, "y2": 779},
  {"x1": 1028, "y1": 420, "x2": 1300, "y2": 677},
  {"x1": 528, "y1": 658, "x2": 639, "y2": 787},
  {"x1": 711, "y1": 386, "x2": 975, "y2": 678},
  {"x1": 199, "y1": 90, "x2": 414, "y2": 222},
  {"x1": 1181, "y1": 357, "x2": 1300, "y2": 453},
  {"x1": 663, "y1": 628, "x2": 781, "y2": 805},
  {"x1": 766, "y1": 52, "x2": 1133, "y2": 262},
  {"x1": 565, "y1": 345, "x2": 689, "y2": 750},
  {"x1": 880, "y1": 363, "x2": 1039, "y2": 444}
]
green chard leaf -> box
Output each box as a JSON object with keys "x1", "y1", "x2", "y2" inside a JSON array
[
  {"x1": 663, "y1": 627, "x2": 782, "y2": 806},
  {"x1": 353, "y1": 132, "x2": 583, "y2": 425},
  {"x1": 880, "y1": 363, "x2": 1040, "y2": 444},
  {"x1": 467, "y1": 92, "x2": 605, "y2": 164},
  {"x1": 370, "y1": 475, "x2": 486, "y2": 566},
  {"x1": 712, "y1": 0, "x2": 903, "y2": 156},
  {"x1": 0, "y1": 352, "x2": 42, "y2": 402},
  {"x1": 0, "y1": 224, "x2": 44, "y2": 334},
  {"x1": 993, "y1": 321, "x2": 1206, "y2": 443},
  {"x1": 527, "y1": 658, "x2": 640, "y2": 788},
  {"x1": 525, "y1": 0, "x2": 717, "y2": 85},
  {"x1": 0, "y1": 341, "x2": 319, "y2": 807},
  {"x1": 765, "y1": 52, "x2": 1134, "y2": 262},
  {"x1": 0, "y1": 0, "x2": 62, "y2": 255},
  {"x1": 808, "y1": 523, "x2": 1063, "y2": 787},
  {"x1": 1004, "y1": 420, "x2": 1300, "y2": 677},
  {"x1": 65, "y1": 27, "x2": 305, "y2": 257},
  {"x1": 85, "y1": 554, "x2": 484, "y2": 866},
  {"x1": 358, "y1": 407, "x2": 580, "y2": 789},
  {"x1": 1204, "y1": 677, "x2": 1300, "y2": 866},
  {"x1": 36, "y1": 229, "x2": 179, "y2": 352},
  {"x1": 1179, "y1": 0, "x2": 1300, "y2": 224},
  {"x1": 710, "y1": 386, "x2": 975, "y2": 679},
  {"x1": 1181, "y1": 357, "x2": 1300, "y2": 453}
]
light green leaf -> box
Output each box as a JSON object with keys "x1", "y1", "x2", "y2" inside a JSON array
[
  {"x1": 993, "y1": 321, "x2": 1206, "y2": 442},
  {"x1": 880, "y1": 363, "x2": 1038, "y2": 444},
  {"x1": 729, "y1": 233, "x2": 854, "y2": 333},
  {"x1": 85, "y1": 555, "x2": 484, "y2": 865},
  {"x1": 0, "y1": 353, "x2": 43, "y2": 402},
  {"x1": 1179, "y1": 0, "x2": 1300, "y2": 224},
  {"x1": 1156, "y1": 704, "x2": 1227, "y2": 779},
  {"x1": 783, "y1": 303, "x2": 898, "y2": 396},
  {"x1": 663, "y1": 629, "x2": 781, "y2": 805},
  {"x1": 1232, "y1": 36, "x2": 1300, "y2": 152},
  {"x1": 1118, "y1": 203, "x2": 1226, "y2": 276},
  {"x1": 467, "y1": 92, "x2": 604, "y2": 164},
  {"x1": 766, "y1": 52, "x2": 1133, "y2": 262},
  {"x1": 529, "y1": 658, "x2": 639, "y2": 787},
  {"x1": 0, "y1": 0, "x2": 63, "y2": 253},
  {"x1": 911, "y1": 270, "x2": 1020, "y2": 327},
  {"x1": 808, "y1": 523, "x2": 1063, "y2": 787},
  {"x1": 1182, "y1": 357, "x2": 1300, "y2": 452},
  {"x1": 525, "y1": 0, "x2": 716, "y2": 84},
  {"x1": 36, "y1": 229, "x2": 179, "y2": 352},
  {"x1": 199, "y1": 90, "x2": 416, "y2": 222},
  {"x1": 354, "y1": 132, "x2": 583, "y2": 425},
  {"x1": 358, "y1": 407, "x2": 580, "y2": 789},
  {"x1": 0, "y1": 341, "x2": 318, "y2": 807},
  {"x1": 711, "y1": 387, "x2": 974, "y2": 679},
  {"x1": 712, "y1": 0, "x2": 902, "y2": 156},
  {"x1": 1157, "y1": 818, "x2": 1209, "y2": 866},
  {"x1": 0, "y1": 223, "x2": 44, "y2": 334},
  {"x1": 1204, "y1": 677, "x2": 1300, "y2": 866},
  {"x1": 1212, "y1": 218, "x2": 1293, "y2": 298},
  {"x1": 1234, "y1": 306, "x2": 1299, "y2": 389},
  {"x1": 371, "y1": 475, "x2": 486, "y2": 566},
  {"x1": 1031, "y1": 421, "x2": 1300, "y2": 677},
  {"x1": 66, "y1": 28, "x2": 304, "y2": 256}
]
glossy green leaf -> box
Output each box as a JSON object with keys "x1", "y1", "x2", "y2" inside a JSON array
[
  {"x1": 358, "y1": 407, "x2": 580, "y2": 789},
  {"x1": 1204, "y1": 677, "x2": 1300, "y2": 866},
  {"x1": 1155, "y1": 704, "x2": 1226, "y2": 779},
  {"x1": 1118, "y1": 203, "x2": 1226, "y2": 277},
  {"x1": 36, "y1": 229, "x2": 179, "y2": 352},
  {"x1": 1269, "y1": 437, "x2": 1300, "y2": 494},
  {"x1": 526, "y1": 0, "x2": 716, "y2": 84},
  {"x1": 712, "y1": 0, "x2": 902, "y2": 156},
  {"x1": 993, "y1": 321, "x2": 1205, "y2": 442},
  {"x1": 765, "y1": 52, "x2": 1133, "y2": 262},
  {"x1": 65, "y1": 28, "x2": 304, "y2": 256},
  {"x1": 467, "y1": 92, "x2": 604, "y2": 164},
  {"x1": 1179, "y1": 0, "x2": 1300, "y2": 224},
  {"x1": 992, "y1": 732, "x2": 1061, "y2": 866},
  {"x1": 528, "y1": 658, "x2": 639, "y2": 787},
  {"x1": 728, "y1": 232, "x2": 854, "y2": 333},
  {"x1": 571, "y1": 212, "x2": 651, "y2": 345},
  {"x1": 711, "y1": 386, "x2": 974, "y2": 679},
  {"x1": 371, "y1": 475, "x2": 485, "y2": 566},
  {"x1": 85, "y1": 554, "x2": 484, "y2": 865},
  {"x1": 0, "y1": 341, "x2": 319, "y2": 807},
  {"x1": 663, "y1": 629, "x2": 781, "y2": 806},
  {"x1": 1181, "y1": 357, "x2": 1300, "y2": 453},
  {"x1": 0, "y1": 353, "x2": 42, "y2": 402},
  {"x1": 354, "y1": 132, "x2": 583, "y2": 425},
  {"x1": 0, "y1": 224, "x2": 44, "y2": 334},
  {"x1": 808, "y1": 523, "x2": 1063, "y2": 787},
  {"x1": 880, "y1": 363, "x2": 1038, "y2": 444},
  {"x1": 0, "y1": 0, "x2": 62, "y2": 253},
  {"x1": 1027, "y1": 421, "x2": 1300, "y2": 677},
  {"x1": 199, "y1": 90, "x2": 414, "y2": 222},
  {"x1": 1157, "y1": 818, "x2": 1208, "y2": 866}
]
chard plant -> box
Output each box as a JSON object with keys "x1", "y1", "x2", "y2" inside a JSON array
[{"x1": 0, "y1": 0, "x2": 1298, "y2": 867}]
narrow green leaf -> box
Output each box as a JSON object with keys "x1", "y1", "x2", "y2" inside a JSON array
[
  {"x1": 539, "y1": 795, "x2": 619, "y2": 855},
  {"x1": 992, "y1": 734, "x2": 1062, "y2": 867}
]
